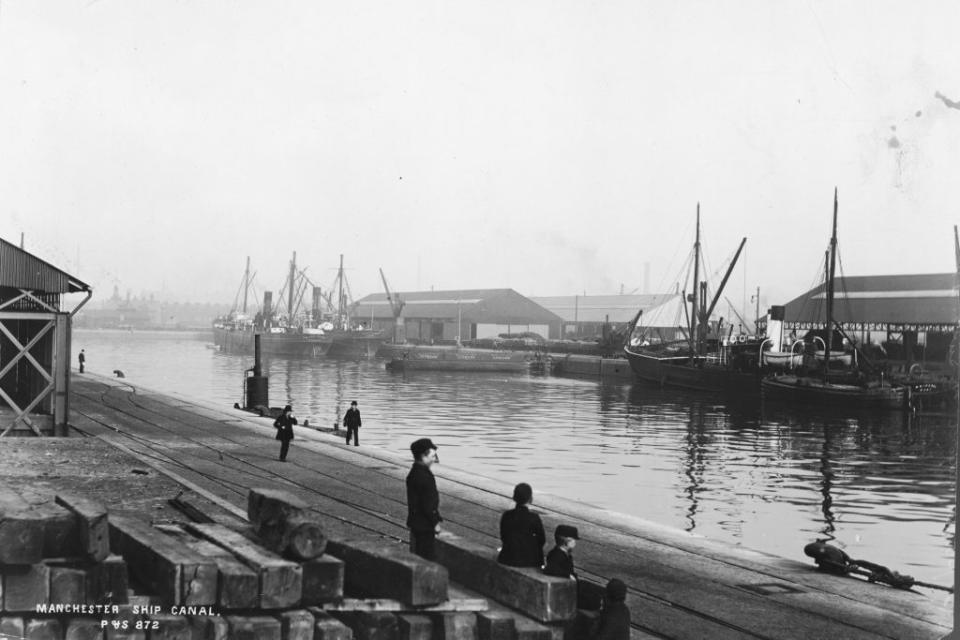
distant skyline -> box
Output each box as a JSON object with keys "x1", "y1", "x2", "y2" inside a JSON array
[{"x1": 2, "y1": 2, "x2": 958, "y2": 313}]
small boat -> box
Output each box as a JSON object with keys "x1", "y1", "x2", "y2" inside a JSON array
[
  {"x1": 385, "y1": 345, "x2": 536, "y2": 372},
  {"x1": 761, "y1": 190, "x2": 909, "y2": 411},
  {"x1": 761, "y1": 351, "x2": 805, "y2": 369}
]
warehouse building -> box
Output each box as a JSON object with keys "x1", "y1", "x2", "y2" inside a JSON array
[
  {"x1": 531, "y1": 293, "x2": 686, "y2": 339},
  {"x1": 353, "y1": 289, "x2": 563, "y2": 343},
  {"x1": 779, "y1": 272, "x2": 959, "y2": 365}
]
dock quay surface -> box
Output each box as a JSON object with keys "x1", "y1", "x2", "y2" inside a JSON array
[{"x1": 0, "y1": 373, "x2": 952, "y2": 639}]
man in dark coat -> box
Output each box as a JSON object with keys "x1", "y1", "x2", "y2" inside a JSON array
[
  {"x1": 543, "y1": 524, "x2": 578, "y2": 579},
  {"x1": 78, "y1": 349, "x2": 85, "y2": 373},
  {"x1": 593, "y1": 578, "x2": 630, "y2": 640},
  {"x1": 273, "y1": 405, "x2": 297, "y2": 462},
  {"x1": 498, "y1": 482, "x2": 545, "y2": 568},
  {"x1": 343, "y1": 400, "x2": 361, "y2": 446},
  {"x1": 406, "y1": 438, "x2": 442, "y2": 560}
]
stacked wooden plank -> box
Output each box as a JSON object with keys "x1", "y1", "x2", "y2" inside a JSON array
[{"x1": 0, "y1": 490, "x2": 131, "y2": 639}]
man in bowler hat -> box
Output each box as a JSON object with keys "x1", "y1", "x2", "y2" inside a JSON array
[
  {"x1": 543, "y1": 524, "x2": 579, "y2": 579},
  {"x1": 273, "y1": 405, "x2": 297, "y2": 461},
  {"x1": 406, "y1": 438, "x2": 442, "y2": 560},
  {"x1": 343, "y1": 400, "x2": 361, "y2": 446}
]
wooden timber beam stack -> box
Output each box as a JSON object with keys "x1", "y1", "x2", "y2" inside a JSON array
[{"x1": 2, "y1": 487, "x2": 595, "y2": 640}]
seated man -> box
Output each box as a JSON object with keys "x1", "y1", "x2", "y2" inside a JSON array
[{"x1": 543, "y1": 524, "x2": 578, "y2": 579}]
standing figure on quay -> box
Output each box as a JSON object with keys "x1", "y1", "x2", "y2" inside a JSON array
[
  {"x1": 274, "y1": 404, "x2": 297, "y2": 462},
  {"x1": 78, "y1": 348, "x2": 85, "y2": 373},
  {"x1": 343, "y1": 400, "x2": 362, "y2": 446},
  {"x1": 406, "y1": 438, "x2": 442, "y2": 560},
  {"x1": 497, "y1": 482, "x2": 545, "y2": 568}
]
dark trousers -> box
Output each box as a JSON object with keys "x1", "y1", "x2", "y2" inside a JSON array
[
  {"x1": 409, "y1": 529, "x2": 436, "y2": 560},
  {"x1": 346, "y1": 425, "x2": 359, "y2": 446},
  {"x1": 79, "y1": 363, "x2": 84, "y2": 373},
  {"x1": 279, "y1": 439, "x2": 290, "y2": 461}
]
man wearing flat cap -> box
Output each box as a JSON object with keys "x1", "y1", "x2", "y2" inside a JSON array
[
  {"x1": 406, "y1": 438, "x2": 442, "y2": 560},
  {"x1": 543, "y1": 524, "x2": 579, "y2": 579}
]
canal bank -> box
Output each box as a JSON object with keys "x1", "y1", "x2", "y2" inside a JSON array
[{"x1": 11, "y1": 372, "x2": 950, "y2": 639}]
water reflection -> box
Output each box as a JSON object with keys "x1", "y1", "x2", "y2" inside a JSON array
[{"x1": 74, "y1": 330, "x2": 956, "y2": 584}]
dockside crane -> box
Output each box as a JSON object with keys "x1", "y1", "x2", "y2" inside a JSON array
[{"x1": 379, "y1": 268, "x2": 406, "y2": 344}]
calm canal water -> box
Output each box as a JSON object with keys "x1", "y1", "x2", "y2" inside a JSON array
[{"x1": 75, "y1": 329, "x2": 956, "y2": 586}]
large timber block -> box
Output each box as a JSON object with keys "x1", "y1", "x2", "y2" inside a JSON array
[
  {"x1": 3, "y1": 564, "x2": 50, "y2": 612},
  {"x1": 187, "y1": 614, "x2": 230, "y2": 640},
  {"x1": 225, "y1": 615, "x2": 282, "y2": 640},
  {"x1": 31, "y1": 501, "x2": 83, "y2": 558},
  {"x1": 185, "y1": 523, "x2": 302, "y2": 609},
  {"x1": 475, "y1": 612, "x2": 515, "y2": 640},
  {"x1": 0, "y1": 490, "x2": 44, "y2": 564},
  {"x1": 56, "y1": 494, "x2": 110, "y2": 561},
  {"x1": 434, "y1": 533, "x2": 575, "y2": 623},
  {"x1": 306, "y1": 610, "x2": 354, "y2": 640},
  {"x1": 48, "y1": 565, "x2": 88, "y2": 604},
  {"x1": 279, "y1": 609, "x2": 315, "y2": 640},
  {"x1": 155, "y1": 524, "x2": 259, "y2": 610},
  {"x1": 325, "y1": 539, "x2": 447, "y2": 606},
  {"x1": 331, "y1": 611, "x2": 399, "y2": 640},
  {"x1": 91, "y1": 555, "x2": 130, "y2": 605},
  {"x1": 396, "y1": 614, "x2": 432, "y2": 640},
  {"x1": 25, "y1": 618, "x2": 63, "y2": 639},
  {"x1": 108, "y1": 516, "x2": 217, "y2": 606},
  {"x1": 148, "y1": 613, "x2": 190, "y2": 640},
  {"x1": 64, "y1": 616, "x2": 105, "y2": 640},
  {"x1": 301, "y1": 555, "x2": 345, "y2": 605},
  {"x1": 433, "y1": 612, "x2": 477, "y2": 640},
  {"x1": 247, "y1": 488, "x2": 327, "y2": 560},
  {"x1": 0, "y1": 617, "x2": 24, "y2": 640}
]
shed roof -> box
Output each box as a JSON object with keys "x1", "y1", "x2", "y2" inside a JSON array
[
  {"x1": 0, "y1": 237, "x2": 90, "y2": 294},
  {"x1": 782, "y1": 273, "x2": 959, "y2": 331},
  {"x1": 354, "y1": 288, "x2": 562, "y2": 325},
  {"x1": 530, "y1": 294, "x2": 673, "y2": 323}
]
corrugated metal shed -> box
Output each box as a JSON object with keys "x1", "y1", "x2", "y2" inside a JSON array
[
  {"x1": 782, "y1": 273, "x2": 959, "y2": 331},
  {"x1": 530, "y1": 294, "x2": 674, "y2": 323},
  {"x1": 354, "y1": 288, "x2": 562, "y2": 325},
  {"x1": 0, "y1": 237, "x2": 90, "y2": 294}
]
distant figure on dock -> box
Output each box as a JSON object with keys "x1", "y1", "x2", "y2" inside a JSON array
[
  {"x1": 78, "y1": 349, "x2": 85, "y2": 373},
  {"x1": 497, "y1": 482, "x2": 545, "y2": 568},
  {"x1": 113, "y1": 369, "x2": 125, "y2": 378},
  {"x1": 406, "y1": 438, "x2": 442, "y2": 560},
  {"x1": 273, "y1": 404, "x2": 297, "y2": 462},
  {"x1": 593, "y1": 578, "x2": 630, "y2": 640},
  {"x1": 543, "y1": 524, "x2": 579, "y2": 580},
  {"x1": 343, "y1": 400, "x2": 362, "y2": 446}
]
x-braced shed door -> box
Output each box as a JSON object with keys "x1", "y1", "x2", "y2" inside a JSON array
[{"x1": 0, "y1": 295, "x2": 70, "y2": 436}]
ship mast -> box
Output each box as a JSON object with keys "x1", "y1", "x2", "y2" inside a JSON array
[
  {"x1": 823, "y1": 189, "x2": 839, "y2": 380},
  {"x1": 690, "y1": 204, "x2": 701, "y2": 357},
  {"x1": 288, "y1": 252, "x2": 296, "y2": 325},
  {"x1": 337, "y1": 254, "x2": 345, "y2": 329},
  {"x1": 242, "y1": 256, "x2": 251, "y2": 314}
]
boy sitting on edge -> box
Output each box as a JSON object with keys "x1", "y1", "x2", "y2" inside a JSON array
[{"x1": 543, "y1": 524, "x2": 578, "y2": 579}]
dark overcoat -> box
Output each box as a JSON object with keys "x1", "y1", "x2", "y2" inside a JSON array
[
  {"x1": 497, "y1": 505, "x2": 545, "y2": 567},
  {"x1": 593, "y1": 600, "x2": 630, "y2": 640},
  {"x1": 406, "y1": 462, "x2": 442, "y2": 532},
  {"x1": 343, "y1": 407, "x2": 362, "y2": 428},
  {"x1": 274, "y1": 413, "x2": 297, "y2": 441},
  {"x1": 543, "y1": 546, "x2": 575, "y2": 578}
]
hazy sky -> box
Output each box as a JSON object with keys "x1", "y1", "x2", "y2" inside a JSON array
[{"x1": 2, "y1": 1, "x2": 958, "y2": 312}]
